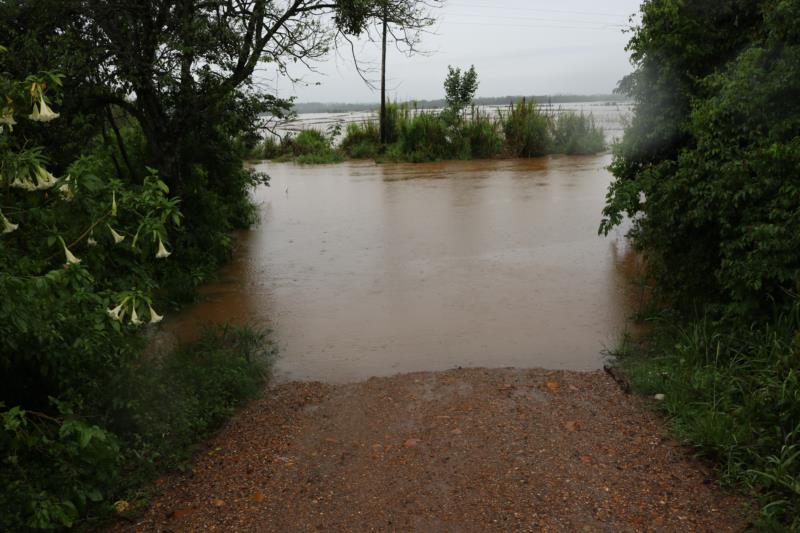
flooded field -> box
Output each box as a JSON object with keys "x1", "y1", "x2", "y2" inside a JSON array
[
  {"x1": 167, "y1": 155, "x2": 640, "y2": 383},
  {"x1": 276, "y1": 101, "x2": 632, "y2": 144}
]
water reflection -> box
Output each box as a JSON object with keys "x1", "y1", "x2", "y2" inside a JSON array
[{"x1": 166, "y1": 155, "x2": 639, "y2": 383}]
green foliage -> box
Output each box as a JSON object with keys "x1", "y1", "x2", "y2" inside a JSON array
[
  {"x1": 600, "y1": 0, "x2": 792, "y2": 312},
  {"x1": 252, "y1": 136, "x2": 283, "y2": 160},
  {"x1": 111, "y1": 326, "x2": 273, "y2": 469},
  {"x1": 0, "y1": 42, "x2": 271, "y2": 531},
  {"x1": 340, "y1": 120, "x2": 381, "y2": 159},
  {"x1": 260, "y1": 129, "x2": 344, "y2": 164},
  {"x1": 551, "y1": 111, "x2": 605, "y2": 155},
  {"x1": 0, "y1": 326, "x2": 270, "y2": 531},
  {"x1": 501, "y1": 98, "x2": 551, "y2": 157},
  {"x1": 1, "y1": 402, "x2": 120, "y2": 530},
  {"x1": 443, "y1": 65, "x2": 479, "y2": 118},
  {"x1": 614, "y1": 301, "x2": 800, "y2": 529},
  {"x1": 398, "y1": 111, "x2": 453, "y2": 162},
  {"x1": 459, "y1": 109, "x2": 503, "y2": 159},
  {"x1": 604, "y1": 1, "x2": 800, "y2": 528}
]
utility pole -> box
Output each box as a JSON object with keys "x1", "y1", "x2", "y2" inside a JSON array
[{"x1": 380, "y1": 1, "x2": 388, "y2": 145}]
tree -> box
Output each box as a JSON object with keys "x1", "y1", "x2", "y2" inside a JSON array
[
  {"x1": 601, "y1": 0, "x2": 764, "y2": 305},
  {"x1": 443, "y1": 65, "x2": 479, "y2": 120},
  {"x1": 335, "y1": 0, "x2": 442, "y2": 144}
]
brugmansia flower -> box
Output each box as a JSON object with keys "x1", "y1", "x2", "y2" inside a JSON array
[
  {"x1": 155, "y1": 235, "x2": 171, "y2": 259},
  {"x1": 111, "y1": 191, "x2": 117, "y2": 216},
  {"x1": 87, "y1": 233, "x2": 97, "y2": 246},
  {"x1": 130, "y1": 305, "x2": 142, "y2": 326},
  {"x1": 28, "y1": 96, "x2": 59, "y2": 122},
  {"x1": 106, "y1": 302, "x2": 125, "y2": 321},
  {"x1": 1, "y1": 211, "x2": 18, "y2": 234},
  {"x1": 10, "y1": 169, "x2": 37, "y2": 191},
  {"x1": 148, "y1": 304, "x2": 163, "y2": 324},
  {"x1": 58, "y1": 181, "x2": 74, "y2": 201},
  {"x1": 108, "y1": 225, "x2": 125, "y2": 244},
  {"x1": 34, "y1": 165, "x2": 58, "y2": 190},
  {"x1": 61, "y1": 240, "x2": 81, "y2": 265},
  {"x1": 0, "y1": 107, "x2": 15, "y2": 131}
]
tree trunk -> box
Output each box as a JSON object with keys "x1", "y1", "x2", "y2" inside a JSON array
[{"x1": 379, "y1": 4, "x2": 388, "y2": 145}]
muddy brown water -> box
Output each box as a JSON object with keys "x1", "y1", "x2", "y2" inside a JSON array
[{"x1": 166, "y1": 155, "x2": 640, "y2": 383}]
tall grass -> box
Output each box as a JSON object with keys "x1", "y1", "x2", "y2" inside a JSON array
[
  {"x1": 253, "y1": 100, "x2": 606, "y2": 164},
  {"x1": 340, "y1": 120, "x2": 380, "y2": 159},
  {"x1": 396, "y1": 111, "x2": 451, "y2": 162},
  {"x1": 551, "y1": 111, "x2": 605, "y2": 155},
  {"x1": 500, "y1": 98, "x2": 551, "y2": 157},
  {"x1": 613, "y1": 300, "x2": 800, "y2": 529},
  {"x1": 460, "y1": 107, "x2": 503, "y2": 159}
]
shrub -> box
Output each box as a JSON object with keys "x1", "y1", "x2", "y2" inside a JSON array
[
  {"x1": 551, "y1": 111, "x2": 605, "y2": 155},
  {"x1": 500, "y1": 98, "x2": 551, "y2": 157}
]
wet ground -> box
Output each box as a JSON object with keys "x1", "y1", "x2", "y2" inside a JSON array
[
  {"x1": 118, "y1": 369, "x2": 753, "y2": 532},
  {"x1": 167, "y1": 155, "x2": 641, "y2": 383}
]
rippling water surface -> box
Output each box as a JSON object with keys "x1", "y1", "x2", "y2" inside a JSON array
[{"x1": 168, "y1": 155, "x2": 639, "y2": 383}]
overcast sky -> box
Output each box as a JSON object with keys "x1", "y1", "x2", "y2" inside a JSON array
[{"x1": 257, "y1": 0, "x2": 642, "y2": 103}]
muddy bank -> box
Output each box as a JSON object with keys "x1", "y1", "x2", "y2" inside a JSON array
[{"x1": 117, "y1": 368, "x2": 752, "y2": 532}]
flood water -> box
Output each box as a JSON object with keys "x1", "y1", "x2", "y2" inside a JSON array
[{"x1": 167, "y1": 155, "x2": 639, "y2": 383}]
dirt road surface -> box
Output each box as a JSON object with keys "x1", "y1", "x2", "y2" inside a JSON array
[{"x1": 117, "y1": 368, "x2": 752, "y2": 532}]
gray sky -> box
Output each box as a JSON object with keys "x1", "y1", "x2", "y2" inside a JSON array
[{"x1": 261, "y1": 0, "x2": 642, "y2": 103}]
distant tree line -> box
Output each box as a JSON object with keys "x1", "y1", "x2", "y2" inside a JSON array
[{"x1": 291, "y1": 94, "x2": 630, "y2": 114}]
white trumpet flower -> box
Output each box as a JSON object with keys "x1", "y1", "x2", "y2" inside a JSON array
[
  {"x1": 108, "y1": 225, "x2": 125, "y2": 244},
  {"x1": 107, "y1": 302, "x2": 125, "y2": 321},
  {"x1": 28, "y1": 96, "x2": 59, "y2": 122},
  {"x1": 155, "y1": 235, "x2": 171, "y2": 259},
  {"x1": 34, "y1": 165, "x2": 58, "y2": 190},
  {"x1": 87, "y1": 233, "x2": 97, "y2": 246},
  {"x1": 62, "y1": 242, "x2": 81, "y2": 265},
  {"x1": 1, "y1": 212, "x2": 18, "y2": 234},
  {"x1": 130, "y1": 305, "x2": 142, "y2": 326},
  {"x1": 111, "y1": 191, "x2": 117, "y2": 216},
  {"x1": 58, "y1": 181, "x2": 74, "y2": 201},
  {"x1": 148, "y1": 304, "x2": 163, "y2": 324},
  {"x1": 10, "y1": 171, "x2": 37, "y2": 191},
  {"x1": 0, "y1": 107, "x2": 16, "y2": 131}
]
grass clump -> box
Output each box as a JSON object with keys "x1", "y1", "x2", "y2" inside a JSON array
[
  {"x1": 501, "y1": 98, "x2": 552, "y2": 157},
  {"x1": 551, "y1": 111, "x2": 605, "y2": 155},
  {"x1": 460, "y1": 108, "x2": 504, "y2": 159},
  {"x1": 612, "y1": 303, "x2": 800, "y2": 530},
  {"x1": 252, "y1": 129, "x2": 343, "y2": 164},
  {"x1": 340, "y1": 120, "x2": 381, "y2": 159}
]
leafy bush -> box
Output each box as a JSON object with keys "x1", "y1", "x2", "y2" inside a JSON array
[
  {"x1": 551, "y1": 111, "x2": 605, "y2": 155},
  {"x1": 1, "y1": 402, "x2": 121, "y2": 530},
  {"x1": 0, "y1": 52, "x2": 272, "y2": 530},
  {"x1": 500, "y1": 98, "x2": 551, "y2": 157},
  {"x1": 603, "y1": 1, "x2": 800, "y2": 528}
]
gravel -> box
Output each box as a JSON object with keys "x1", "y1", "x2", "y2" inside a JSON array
[{"x1": 114, "y1": 368, "x2": 753, "y2": 532}]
